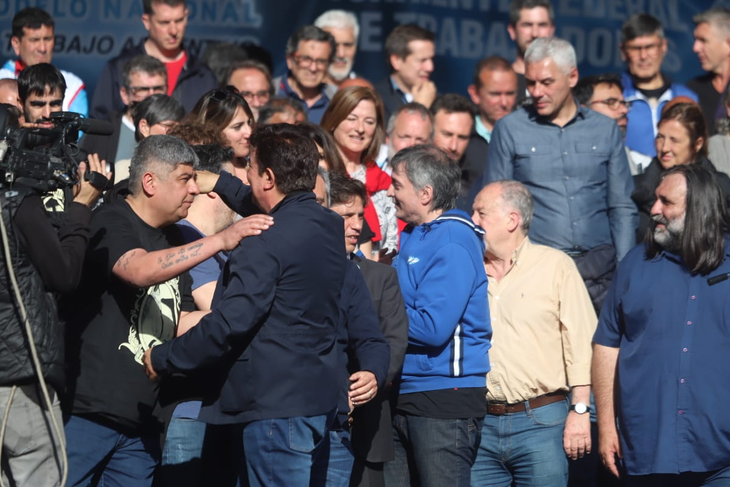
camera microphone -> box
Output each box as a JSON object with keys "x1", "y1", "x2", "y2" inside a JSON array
[
  {"x1": 49, "y1": 112, "x2": 113, "y2": 136},
  {"x1": 75, "y1": 118, "x2": 113, "y2": 136}
]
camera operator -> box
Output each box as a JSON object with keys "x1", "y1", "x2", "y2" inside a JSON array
[
  {"x1": 17, "y1": 63, "x2": 72, "y2": 218},
  {"x1": 0, "y1": 104, "x2": 111, "y2": 487}
]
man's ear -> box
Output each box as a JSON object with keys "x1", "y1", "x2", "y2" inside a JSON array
[
  {"x1": 263, "y1": 167, "x2": 276, "y2": 190},
  {"x1": 467, "y1": 84, "x2": 480, "y2": 105},
  {"x1": 390, "y1": 54, "x2": 404, "y2": 73},
  {"x1": 141, "y1": 172, "x2": 156, "y2": 196},
  {"x1": 506, "y1": 210, "x2": 521, "y2": 233},
  {"x1": 10, "y1": 36, "x2": 21, "y2": 58},
  {"x1": 419, "y1": 184, "x2": 434, "y2": 208},
  {"x1": 507, "y1": 23, "x2": 517, "y2": 43},
  {"x1": 120, "y1": 86, "x2": 131, "y2": 107}
]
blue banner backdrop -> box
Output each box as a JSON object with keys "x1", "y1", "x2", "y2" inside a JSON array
[{"x1": 0, "y1": 0, "x2": 717, "y2": 103}]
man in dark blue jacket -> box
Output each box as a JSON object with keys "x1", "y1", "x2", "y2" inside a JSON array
[{"x1": 144, "y1": 124, "x2": 347, "y2": 486}]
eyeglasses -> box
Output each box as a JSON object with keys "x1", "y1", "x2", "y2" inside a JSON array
[
  {"x1": 241, "y1": 90, "x2": 271, "y2": 103},
  {"x1": 588, "y1": 98, "x2": 633, "y2": 110},
  {"x1": 293, "y1": 54, "x2": 329, "y2": 69},
  {"x1": 623, "y1": 43, "x2": 662, "y2": 55},
  {"x1": 128, "y1": 85, "x2": 166, "y2": 96}
]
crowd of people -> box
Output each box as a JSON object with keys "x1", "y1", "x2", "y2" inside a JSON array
[{"x1": 1, "y1": 0, "x2": 730, "y2": 486}]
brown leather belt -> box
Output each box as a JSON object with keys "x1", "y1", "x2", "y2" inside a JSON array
[{"x1": 487, "y1": 392, "x2": 567, "y2": 416}]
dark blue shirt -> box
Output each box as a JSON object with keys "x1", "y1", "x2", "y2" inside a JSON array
[
  {"x1": 594, "y1": 240, "x2": 730, "y2": 475},
  {"x1": 483, "y1": 104, "x2": 637, "y2": 260},
  {"x1": 276, "y1": 73, "x2": 330, "y2": 125}
]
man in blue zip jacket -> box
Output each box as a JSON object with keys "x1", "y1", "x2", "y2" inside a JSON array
[
  {"x1": 384, "y1": 144, "x2": 492, "y2": 487},
  {"x1": 144, "y1": 124, "x2": 347, "y2": 486}
]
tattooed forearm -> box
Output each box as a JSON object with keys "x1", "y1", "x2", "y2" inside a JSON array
[
  {"x1": 158, "y1": 242, "x2": 204, "y2": 269},
  {"x1": 188, "y1": 242, "x2": 203, "y2": 257}
]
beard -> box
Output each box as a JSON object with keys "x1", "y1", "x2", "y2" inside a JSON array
[
  {"x1": 652, "y1": 213, "x2": 684, "y2": 252},
  {"x1": 328, "y1": 57, "x2": 354, "y2": 82}
]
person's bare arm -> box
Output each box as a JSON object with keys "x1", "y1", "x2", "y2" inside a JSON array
[
  {"x1": 593, "y1": 344, "x2": 622, "y2": 478},
  {"x1": 192, "y1": 281, "x2": 216, "y2": 311},
  {"x1": 176, "y1": 310, "x2": 211, "y2": 337},
  {"x1": 113, "y1": 215, "x2": 273, "y2": 287}
]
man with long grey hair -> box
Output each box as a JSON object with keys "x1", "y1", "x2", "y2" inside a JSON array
[{"x1": 483, "y1": 36, "x2": 637, "y2": 315}]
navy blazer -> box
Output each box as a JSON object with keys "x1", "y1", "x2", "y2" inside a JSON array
[{"x1": 151, "y1": 191, "x2": 347, "y2": 424}]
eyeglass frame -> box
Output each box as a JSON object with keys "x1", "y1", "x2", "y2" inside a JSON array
[
  {"x1": 588, "y1": 98, "x2": 633, "y2": 111},
  {"x1": 291, "y1": 53, "x2": 329, "y2": 69}
]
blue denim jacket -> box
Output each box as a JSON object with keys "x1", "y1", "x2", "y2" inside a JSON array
[{"x1": 483, "y1": 103, "x2": 637, "y2": 260}]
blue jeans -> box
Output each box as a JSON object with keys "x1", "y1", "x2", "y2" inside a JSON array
[
  {"x1": 162, "y1": 417, "x2": 207, "y2": 466},
  {"x1": 155, "y1": 417, "x2": 208, "y2": 486},
  {"x1": 471, "y1": 399, "x2": 569, "y2": 487},
  {"x1": 241, "y1": 411, "x2": 334, "y2": 487},
  {"x1": 384, "y1": 413, "x2": 483, "y2": 487},
  {"x1": 311, "y1": 426, "x2": 355, "y2": 487},
  {"x1": 65, "y1": 415, "x2": 160, "y2": 487}
]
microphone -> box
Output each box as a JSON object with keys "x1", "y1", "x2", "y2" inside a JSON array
[
  {"x1": 74, "y1": 118, "x2": 113, "y2": 136},
  {"x1": 707, "y1": 273, "x2": 730, "y2": 286},
  {"x1": 49, "y1": 112, "x2": 114, "y2": 136}
]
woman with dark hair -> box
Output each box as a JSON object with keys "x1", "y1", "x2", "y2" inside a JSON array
[
  {"x1": 632, "y1": 102, "x2": 730, "y2": 241},
  {"x1": 298, "y1": 122, "x2": 346, "y2": 174},
  {"x1": 187, "y1": 86, "x2": 254, "y2": 182},
  {"x1": 132, "y1": 94, "x2": 185, "y2": 142},
  {"x1": 321, "y1": 86, "x2": 399, "y2": 253}
]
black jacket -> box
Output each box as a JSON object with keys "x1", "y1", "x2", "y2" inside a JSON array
[
  {"x1": 335, "y1": 260, "x2": 391, "y2": 425},
  {"x1": 349, "y1": 254, "x2": 408, "y2": 464},
  {"x1": 459, "y1": 128, "x2": 490, "y2": 212},
  {"x1": 89, "y1": 40, "x2": 217, "y2": 120},
  {"x1": 151, "y1": 184, "x2": 347, "y2": 424},
  {"x1": 0, "y1": 188, "x2": 91, "y2": 391},
  {"x1": 632, "y1": 155, "x2": 730, "y2": 242}
]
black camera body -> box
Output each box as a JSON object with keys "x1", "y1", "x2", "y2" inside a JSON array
[{"x1": 0, "y1": 108, "x2": 113, "y2": 192}]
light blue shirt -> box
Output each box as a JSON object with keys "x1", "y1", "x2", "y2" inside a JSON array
[{"x1": 483, "y1": 103, "x2": 637, "y2": 260}]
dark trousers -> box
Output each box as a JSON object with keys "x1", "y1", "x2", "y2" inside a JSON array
[{"x1": 570, "y1": 244, "x2": 616, "y2": 315}]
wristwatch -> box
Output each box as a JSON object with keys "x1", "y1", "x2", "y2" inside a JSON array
[{"x1": 570, "y1": 402, "x2": 591, "y2": 414}]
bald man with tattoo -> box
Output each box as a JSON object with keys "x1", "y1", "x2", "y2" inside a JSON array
[{"x1": 61, "y1": 135, "x2": 272, "y2": 487}]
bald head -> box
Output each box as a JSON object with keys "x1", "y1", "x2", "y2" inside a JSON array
[
  {"x1": 337, "y1": 77, "x2": 374, "y2": 91},
  {"x1": 0, "y1": 79, "x2": 21, "y2": 110}
]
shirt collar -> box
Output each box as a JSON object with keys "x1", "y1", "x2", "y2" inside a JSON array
[
  {"x1": 474, "y1": 116, "x2": 491, "y2": 143},
  {"x1": 525, "y1": 98, "x2": 586, "y2": 126},
  {"x1": 281, "y1": 72, "x2": 328, "y2": 102},
  {"x1": 390, "y1": 76, "x2": 413, "y2": 103}
]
